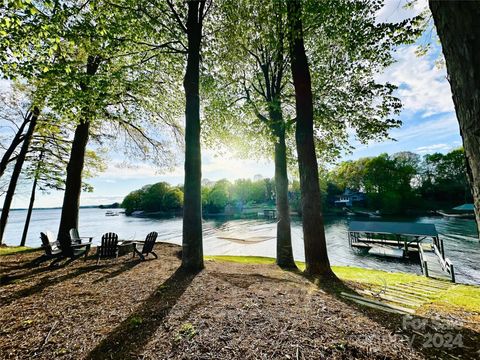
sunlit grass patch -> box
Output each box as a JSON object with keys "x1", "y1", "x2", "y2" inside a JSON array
[
  {"x1": 0, "y1": 246, "x2": 35, "y2": 256},
  {"x1": 434, "y1": 284, "x2": 480, "y2": 313},
  {"x1": 332, "y1": 265, "x2": 421, "y2": 286}
]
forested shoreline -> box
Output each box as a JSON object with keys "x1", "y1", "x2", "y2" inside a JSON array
[{"x1": 122, "y1": 148, "x2": 469, "y2": 217}]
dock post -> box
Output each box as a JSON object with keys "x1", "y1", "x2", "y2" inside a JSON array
[
  {"x1": 440, "y1": 238, "x2": 445, "y2": 260},
  {"x1": 450, "y1": 264, "x2": 455, "y2": 283},
  {"x1": 423, "y1": 261, "x2": 429, "y2": 277}
]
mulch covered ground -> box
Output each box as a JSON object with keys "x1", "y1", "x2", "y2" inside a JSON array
[{"x1": 0, "y1": 243, "x2": 477, "y2": 359}]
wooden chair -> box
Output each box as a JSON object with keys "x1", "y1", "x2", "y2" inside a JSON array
[
  {"x1": 36, "y1": 231, "x2": 90, "y2": 266},
  {"x1": 97, "y1": 232, "x2": 119, "y2": 264},
  {"x1": 40, "y1": 231, "x2": 62, "y2": 261},
  {"x1": 133, "y1": 231, "x2": 158, "y2": 261},
  {"x1": 69, "y1": 228, "x2": 93, "y2": 245}
]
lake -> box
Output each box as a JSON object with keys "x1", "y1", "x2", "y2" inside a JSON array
[{"x1": 2, "y1": 208, "x2": 479, "y2": 285}]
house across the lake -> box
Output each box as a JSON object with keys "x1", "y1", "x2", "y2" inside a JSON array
[{"x1": 334, "y1": 189, "x2": 366, "y2": 207}]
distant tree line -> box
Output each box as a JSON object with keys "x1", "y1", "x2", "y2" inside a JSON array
[
  {"x1": 123, "y1": 148, "x2": 469, "y2": 217},
  {"x1": 122, "y1": 178, "x2": 276, "y2": 215},
  {"x1": 122, "y1": 182, "x2": 183, "y2": 215},
  {"x1": 326, "y1": 148, "x2": 470, "y2": 214}
]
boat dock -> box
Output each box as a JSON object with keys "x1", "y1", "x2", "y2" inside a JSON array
[{"x1": 348, "y1": 221, "x2": 455, "y2": 282}]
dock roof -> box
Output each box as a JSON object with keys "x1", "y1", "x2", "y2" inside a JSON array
[
  {"x1": 452, "y1": 203, "x2": 474, "y2": 211},
  {"x1": 348, "y1": 221, "x2": 438, "y2": 237}
]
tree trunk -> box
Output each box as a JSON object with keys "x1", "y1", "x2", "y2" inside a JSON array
[
  {"x1": 20, "y1": 148, "x2": 44, "y2": 247},
  {"x1": 57, "y1": 55, "x2": 100, "y2": 252},
  {"x1": 270, "y1": 106, "x2": 296, "y2": 268},
  {"x1": 429, "y1": 1, "x2": 480, "y2": 239},
  {"x1": 20, "y1": 174, "x2": 38, "y2": 247},
  {"x1": 0, "y1": 115, "x2": 30, "y2": 179},
  {"x1": 57, "y1": 120, "x2": 90, "y2": 252},
  {"x1": 286, "y1": 0, "x2": 333, "y2": 277},
  {"x1": 0, "y1": 107, "x2": 39, "y2": 245},
  {"x1": 182, "y1": 0, "x2": 204, "y2": 271}
]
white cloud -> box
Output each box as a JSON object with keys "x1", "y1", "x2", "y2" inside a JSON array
[
  {"x1": 376, "y1": 0, "x2": 427, "y2": 24},
  {"x1": 415, "y1": 143, "x2": 452, "y2": 154},
  {"x1": 390, "y1": 113, "x2": 459, "y2": 141},
  {"x1": 378, "y1": 46, "x2": 454, "y2": 116}
]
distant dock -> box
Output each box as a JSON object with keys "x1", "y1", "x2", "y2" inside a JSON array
[{"x1": 348, "y1": 221, "x2": 455, "y2": 282}]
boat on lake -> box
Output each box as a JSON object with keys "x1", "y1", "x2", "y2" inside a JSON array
[
  {"x1": 105, "y1": 210, "x2": 119, "y2": 216},
  {"x1": 344, "y1": 208, "x2": 381, "y2": 218}
]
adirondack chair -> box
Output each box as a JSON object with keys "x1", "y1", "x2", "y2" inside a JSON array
[
  {"x1": 39, "y1": 231, "x2": 63, "y2": 264},
  {"x1": 133, "y1": 232, "x2": 158, "y2": 261},
  {"x1": 69, "y1": 228, "x2": 93, "y2": 245},
  {"x1": 97, "y1": 232, "x2": 119, "y2": 264},
  {"x1": 36, "y1": 231, "x2": 90, "y2": 266}
]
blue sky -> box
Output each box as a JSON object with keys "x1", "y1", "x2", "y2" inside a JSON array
[{"x1": 3, "y1": 0, "x2": 463, "y2": 208}]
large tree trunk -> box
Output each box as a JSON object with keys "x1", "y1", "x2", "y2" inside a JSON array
[
  {"x1": 429, "y1": 1, "x2": 480, "y2": 239},
  {"x1": 57, "y1": 55, "x2": 100, "y2": 252},
  {"x1": 286, "y1": 0, "x2": 333, "y2": 277},
  {"x1": 0, "y1": 115, "x2": 30, "y2": 179},
  {"x1": 182, "y1": 0, "x2": 204, "y2": 271},
  {"x1": 57, "y1": 120, "x2": 90, "y2": 251},
  {"x1": 0, "y1": 107, "x2": 39, "y2": 245},
  {"x1": 270, "y1": 106, "x2": 296, "y2": 268}
]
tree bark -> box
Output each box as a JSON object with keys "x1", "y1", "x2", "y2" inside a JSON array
[
  {"x1": 20, "y1": 148, "x2": 44, "y2": 247},
  {"x1": 56, "y1": 120, "x2": 90, "y2": 251},
  {"x1": 286, "y1": 0, "x2": 333, "y2": 277},
  {"x1": 429, "y1": 0, "x2": 480, "y2": 238},
  {"x1": 20, "y1": 174, "x2": 38, "y2": 247},
  {"x1": 182, "y1": 0, "x2": 204, "y2": 271},
  {"x1": 270, "y1": 105, "x2": 296, "y2": 268},
  {"x1": 57, "y1": 55, "x2": 100, "y2": 252},
  {"x1": 0, "y1": 114, "x2": 30, "y2": 179},
  {"x1": 0, "y1": 107, "x2": 39, "y2": 245}
]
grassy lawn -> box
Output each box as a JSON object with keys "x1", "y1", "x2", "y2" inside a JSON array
[
  {"x1": 0, "y1": 246, "x2": 36, "y2": 256},
  {"x1": 205, "y1": 255, "x2": 480, "y2": 314}
]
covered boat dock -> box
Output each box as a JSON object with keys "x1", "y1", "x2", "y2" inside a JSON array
[{"x1": 348, "y1": 221, "x2": 455, "y2": 282}]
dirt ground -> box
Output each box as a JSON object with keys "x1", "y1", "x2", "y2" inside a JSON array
[{"x1": 0, "y1": 243, "x2": 477, "y2": 359}]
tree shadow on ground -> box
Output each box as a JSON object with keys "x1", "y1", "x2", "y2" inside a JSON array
[
  {"x1": 0, "y1": 250, "x2": 44, "y2": 274},
  {"x1": 303, "y1": 273, "x2": 479, "y2": 359},
  {"x1": 0, "y1": 253, "x2": 99, "y2": 287},
  {"x1": 1, "y1": 265, "x2": 101, "y2": 306},
  {"x1": 92, "y1": 259, "x2": 142, "y2": 283},
  {"x1": 86, "y1": 267, "x2": 199, "y2": 360},
  {"x1": 211, "y1": 271, "x2": 301, "y2": 289}
]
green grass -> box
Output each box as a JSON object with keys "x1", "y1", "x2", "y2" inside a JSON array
[
  {"x1": 0, "y1": 246, "x2": 35, "y2": 256},
  {"x1": 332, "y1": 265, "x2": 421, "y2": 286},
  {"x1": 435, "y1": 284, "x2": 480, "y2": 313},
  {"x1": 205, "y1": 255, "x2": 480, "y2": 314}
]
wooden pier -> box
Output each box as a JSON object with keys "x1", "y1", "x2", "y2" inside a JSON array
[{"x1": 348, "y1": 221, "x2": 455, "y2": 282}]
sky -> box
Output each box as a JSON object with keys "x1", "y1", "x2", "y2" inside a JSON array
[{"x1": 3, "y1": 0, "x2": 463, "y2": 209}]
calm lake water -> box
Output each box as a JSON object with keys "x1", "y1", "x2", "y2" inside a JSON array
[{"x1": 2, "y1": 208, "x2": 479, "y2": 285}]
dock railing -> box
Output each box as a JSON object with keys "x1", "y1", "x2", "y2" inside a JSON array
[{"x1": 419, "y1": 239, "x2": 455, "y2": 282}]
